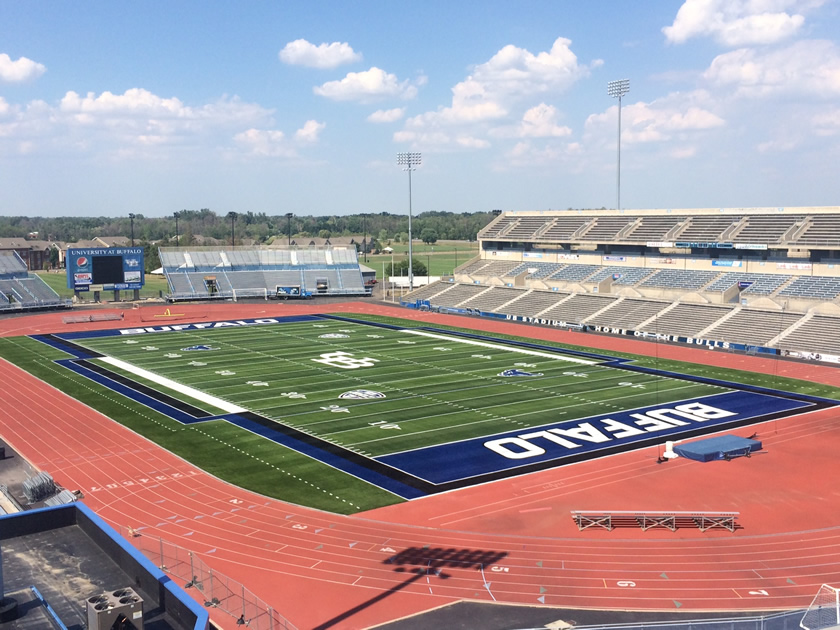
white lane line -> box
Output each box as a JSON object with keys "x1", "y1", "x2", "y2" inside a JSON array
[
  {"x1": 99, "y1": 356, "x2": 246, "y2": 414},
  {"x1": 401, "y1": 329, "x2": 597, "y2": 365}
]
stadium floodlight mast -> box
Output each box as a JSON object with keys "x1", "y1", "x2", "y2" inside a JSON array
[
  {"x1": 227, "y1": 211, "x2": 237, "y2": 247},
  {"x1": 397, "y1": 152, "x2": 421, "y2": 292},
  {"x1": 607, "y1": 78, "x2": 630, "y2": 210},
  {"x1": 128, "y1": 213, "x2": 136, "y2": 246},
  {"x1": 285, "y1": 212, "x2": 294, "y2": 248},
  {"x1": 174, "y1": 211, "x2": 180, "y2": 246}
]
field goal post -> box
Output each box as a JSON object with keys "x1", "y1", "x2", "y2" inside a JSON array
[{"x1": 801, "y1": 584, "x2": 840, "y2": 630}]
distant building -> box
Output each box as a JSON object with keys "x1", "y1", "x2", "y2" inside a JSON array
[{"x1": 0, "y1": 238, "x2": 52, "y2": 271}]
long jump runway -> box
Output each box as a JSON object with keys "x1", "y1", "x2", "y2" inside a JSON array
[{"x1": 2, "y1": 303, "x2": 840, "y2": 629}]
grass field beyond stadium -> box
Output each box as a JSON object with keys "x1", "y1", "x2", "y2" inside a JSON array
[{"x1": 2, "y1": 313, "x2": 836, "y2": 514}]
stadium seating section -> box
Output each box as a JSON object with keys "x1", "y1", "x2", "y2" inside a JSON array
[
  {"x1": 477, "y1": 210, "x2": 840, "y2": 247},
  {"x1": 160, "y1": 247, "x2": 367, "y2": 299},
  {"x1": 0, "y1": 251, "x2": 66, "y2": 311},
  {"x1": 434, "y1": 208, "x2": 840, "y2": 357}
]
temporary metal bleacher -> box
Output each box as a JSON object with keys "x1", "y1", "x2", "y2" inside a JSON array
[
  {"x1": 160, "y1": 246, "x2": 366, "y2": 300},
  {"x1": 0, "y1": 251, "x2": 67, "y2": 312}
]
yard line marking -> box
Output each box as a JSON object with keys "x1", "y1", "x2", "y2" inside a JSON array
[
  {"x1": 401, "y1": 330, "x2": 597, "y2": 365},
  {"x1": 98, "y1": 355, "x2": 246, "y2": 413}
]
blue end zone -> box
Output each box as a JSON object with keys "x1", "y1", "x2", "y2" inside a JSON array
[{"x1": 376, "y1": 391, "x2": 812, "y2": 485}]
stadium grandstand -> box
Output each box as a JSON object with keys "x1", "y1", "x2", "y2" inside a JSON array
[
  {"x1": 159, "y1": 245, "x2": 369, "y2": 300},
  {"x1": 0, "y1": 251, "x2": 69, "y2": 312},
  {"x1": 403, "y1": 206, "x2": 840, "y2": 363}
]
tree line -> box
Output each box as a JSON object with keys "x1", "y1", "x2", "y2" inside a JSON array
[{"x1": 0, "y1": 209, "x2": 497, "y2": 246}]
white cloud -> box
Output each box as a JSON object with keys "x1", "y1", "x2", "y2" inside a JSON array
[
  {"x1": 456, "y1": 135, "x2": 491, "y2": 149},
  {"x1": 0, "y1": 87, "x2": 291, "y2": 159},
  {"x1": 756, "y1": 138, "x2": 799, "y2": 152},
  {"x1": 295, "y1": 119, "x2": 325, "y2": 142},
  {"x1": 663, "y1": 0, "x2": 822, "y2": 46},
  {"x1": 813, "y1": 109, "x2": 840, "y2": 135},
  {"x1": 234, "y1": 129, "x2": 297, "y2": 157},
  {"x1": 0, "y1": 53, "x2": 46, "y2": 82},
  {"x1": 585, "y1": 90, "x2": 725, "y2": 146},
  {"x1": 703, "y1": 40, "x2": 840, "y2": 97},
  {"x1": 392, "y1": 130, "x2": 451, "y2": 147},
  {"x1": 278, "y1": 39, "x2": 361, "y2": 69},
  {"x1": 398, "y1": 38, "x2": 596, "y2": 151},
  {"x1": 314, "y1": 67, "x2": 418, "y2": 102},
  {"x1": 410, "y1": 37, "x2": 595, "y2": 129},
  {"x1": 670, "y1": 145, "x2": 698, "y2": 159},
  {"x1": 367, "y1": 107, "x2": 405, "y2": 123},
  {"x1": 491, "y1": 103, "x2": 572, "y2": 138}
]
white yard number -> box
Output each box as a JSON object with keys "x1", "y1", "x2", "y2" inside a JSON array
[{"x1": 312, "y1": 351, "x2": 379, "y2": 369}]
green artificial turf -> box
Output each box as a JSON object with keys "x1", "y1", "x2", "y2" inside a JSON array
[{"x1": 2, "y1": 313, "x2": 838, "y2": 515}]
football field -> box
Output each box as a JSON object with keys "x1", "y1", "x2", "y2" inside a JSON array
[{"x1": 21, "y1": 312, "x2": 824, "y2": 513}]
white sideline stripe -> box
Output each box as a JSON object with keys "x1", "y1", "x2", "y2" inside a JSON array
[
  {"x1": 99, "y1": 356, "x2": 246, "y2": 414},
  {"x1": 401, "y1": 330, "x2": 596, "y2": 365}
]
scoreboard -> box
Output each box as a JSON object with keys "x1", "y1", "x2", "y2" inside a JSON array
[{"x1": 66, "y1": 248, "x2": 145, "y2": 291}]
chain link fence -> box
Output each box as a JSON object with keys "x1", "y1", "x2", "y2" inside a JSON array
[
  {"x1": 123, "y1": 527, "x2": 298, "y2": 630},
  {"x1": 570, "y1": 610, "x2": 806, "y2": 630}
]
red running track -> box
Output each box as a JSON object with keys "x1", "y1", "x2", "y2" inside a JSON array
[{"x1": 1, "y1": 302, "x2": 840, "y2": 629}]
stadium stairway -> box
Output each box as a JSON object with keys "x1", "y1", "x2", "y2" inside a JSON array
[
  {"x1": 698, "y1": 306, "x2": 742, "y2": 337},
  {"x1": 534, "y1": 292, "x2": 575, "y2": 317},
  {"x1": 635, "y1": 300, "x2": 681, "y2": 330},
  {"x1": 581, "y1": 296, "x2": 625, "y2": 324},
  {"x1": 768, "y1": 311, "x2": 815, "y2": 347}
]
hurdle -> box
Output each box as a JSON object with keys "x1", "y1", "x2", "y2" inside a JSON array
[{"x1": 571, "y1": 510, "x2": 739, "y2": 532}]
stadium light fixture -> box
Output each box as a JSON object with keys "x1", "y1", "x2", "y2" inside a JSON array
[
  {"x1": 397, "y1": 152, "x2": 421, "y2": 292},
  {"x1": 128, "y1": 213, "x2": 135, "y2": 246},
  {"x1": 607, "y1": 78, "x2": 630, "y2": 210},
  {"x1": 174, "y1": 211, "x2": 180, "y2": 246},
  {"x1": 285, "y1": 212, "x2": 294, "y2": 248}
]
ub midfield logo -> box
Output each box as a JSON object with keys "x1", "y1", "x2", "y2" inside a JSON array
[
  {"x1": 499, "y1": 368, "x2": 544, "y2": 377},
  {"x1": 339, "y1": 390, "x2": 386, "y2": 399},
  {"x1": 182, "y1": 345, "x2": 218, "y2": 351},
  {"x1": 312, "y1": 351, "x2": 379, "y2": 370}
]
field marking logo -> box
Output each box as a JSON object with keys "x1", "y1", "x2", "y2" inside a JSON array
[
  {"x1": 281, "y1": 392, "x2": 306, "y2": 399},
  {"x1": 312, "y1": 351, "x2": 379, "y2": 370},
  {"x1": 164, "y1": 353, "x2": 181, "y2": 358},
  {"x1": 321, "y1": 404, "x2": 350, "y2": 413},
  {"x1": 339, "y1": 390, "x2": 386, "y2": 399},
  {"x1": 319, "y1": 333, "x2": 349, "y2": 339},
  {"x1": 499, "y1": 368, "x2": 544, "y2": 377},
  {"x1": 182, "y1": 345, "x2": 218, "y2": 351}
]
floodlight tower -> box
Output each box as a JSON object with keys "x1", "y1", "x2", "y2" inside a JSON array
[
  {"x1": 397, "y1": 152, "x2": 421, "y2": 292},
  {"x1": 285, "y1": 212, "x2": 294, "y2": 247},
  {"x1": 128, "y1": 213, "x2": 136, "y2": 246},
  {"x1": 607, "y1": 78, "x2": 630, "y2": 210}
]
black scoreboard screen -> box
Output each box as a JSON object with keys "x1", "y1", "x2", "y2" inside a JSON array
[{"x1": 91, "y1": 255, "x2": 125, "y2": 285}]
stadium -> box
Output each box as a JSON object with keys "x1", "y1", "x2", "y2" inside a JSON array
[{"x1": 1, "y1": 205, "x2": 840, "y2": 630}]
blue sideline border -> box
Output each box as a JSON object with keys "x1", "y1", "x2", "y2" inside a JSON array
[{"x1": 28, "y1": 313, "x2": 840, "y2": 500}]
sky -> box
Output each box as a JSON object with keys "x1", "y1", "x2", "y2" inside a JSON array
[{"x1": 1, "y1": 0, "x2": 840, "y2": 218}]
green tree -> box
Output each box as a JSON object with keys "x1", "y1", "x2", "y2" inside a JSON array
[
  {"x1": 420, "y1": 228, "x2": 438, "y2": 244},
  {"x1": 387, "y1": 258, "x2": 426, "y2": 277}
]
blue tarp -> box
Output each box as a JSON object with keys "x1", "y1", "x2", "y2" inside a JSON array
[{"x1": 673, "y1": 434, "x2": 762, "y2": 462}]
